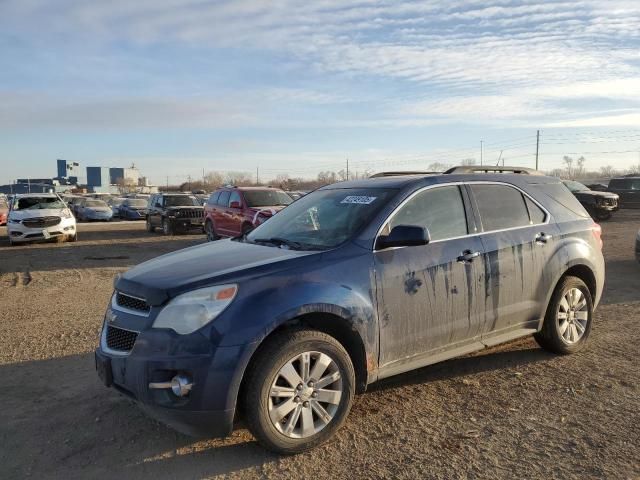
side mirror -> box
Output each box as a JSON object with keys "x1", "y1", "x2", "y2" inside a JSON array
[
  {"x1": 229, "y1": 201, "x2": 241, "y2": 209},
  {"x1": 376, "y1": 225, "x2": 430, "y2": 250}
]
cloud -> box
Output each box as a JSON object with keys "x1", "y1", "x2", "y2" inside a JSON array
[{"x1": 1, "y1": 0, "x2": 640, "y2": 129}]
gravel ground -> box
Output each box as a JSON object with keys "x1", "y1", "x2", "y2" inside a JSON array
[{"x1": 0, "y1": 214, "x2": 638, "y2": 480}]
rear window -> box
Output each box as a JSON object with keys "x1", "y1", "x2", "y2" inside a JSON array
[
  {"x1": 244, "y1": 190, "x2": 293, "y2": 208},
  {"x1": 470, "y1": 184, "x2": 531, "y2": 231}
]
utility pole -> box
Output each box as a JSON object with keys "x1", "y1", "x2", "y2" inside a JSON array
[
  {"x1": 166, "y1": 176, "x2": 169, "y2": 190},
  {"x1": 187, "y1": 175, "x2": 192, "y2": 192},
  {"x1": 202, "y1": 168, "x2": 205, "y2": 188},
  {"x1": 535, "y1": 130, "x2": 540, "y2": 170},
  {"x1": 346, "y1": 159, "x2": 349, "y2": 181},
  {"x1": 480, "y1": 141, "x2": 483, "y2": 166},
  {"x1": 256, "y1": 166, "x2": 259, "y2": 185}
]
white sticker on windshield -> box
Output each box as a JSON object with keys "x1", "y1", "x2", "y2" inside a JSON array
[{"x1": 341, "y1": 195, "x2": 377, "y2": 205}]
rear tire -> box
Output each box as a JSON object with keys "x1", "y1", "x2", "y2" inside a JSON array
[
  {"x1": 535, "y1": 276, "x2": 593, "y2": 355},
  {"x1": 243, "y1": 329, "x2": 355, "y2": 454}
]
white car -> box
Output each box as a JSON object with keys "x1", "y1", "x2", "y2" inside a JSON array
[{"x1": 7, "y1": 193, "x2": 77, "y2": 245}]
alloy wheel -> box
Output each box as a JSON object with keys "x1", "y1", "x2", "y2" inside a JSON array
[
  {"x1": 557, "y1": 288, "x2": 589, "y2": 344},
  {"x1": 268, "y1": 351, "x2": 343, "y2": 439}
]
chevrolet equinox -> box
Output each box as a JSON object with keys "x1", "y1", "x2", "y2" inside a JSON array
[{"x1": 96, "y1": 166, "x2": 605, "y2": 454}]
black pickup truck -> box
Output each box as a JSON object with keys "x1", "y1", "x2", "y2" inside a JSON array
[
  {"x1": 146, "y1": 193, "x2": 205, "y2": 235},
  {"x1": 563, "y1": 180, "x2": 619, "y2": 221}
]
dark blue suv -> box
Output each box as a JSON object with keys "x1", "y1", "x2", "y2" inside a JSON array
[{"x1": 95, "y1": 167, "x2": 605, "y2": 453}]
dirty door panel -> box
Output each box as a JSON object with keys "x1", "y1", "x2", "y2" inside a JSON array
[
  {"x1": 469, "y1": 184, "x2": 557, "y2": 334},
  {"x1": 375, "y1": 237, "x2": 486, "y2": 366},
  {"x1": 374, "y1": 185, "x2": 485, "y2": 366}
]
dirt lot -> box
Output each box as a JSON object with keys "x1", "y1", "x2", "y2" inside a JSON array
[{"x1": 1, "y1": 214, "x2": 639, "y2": 480}]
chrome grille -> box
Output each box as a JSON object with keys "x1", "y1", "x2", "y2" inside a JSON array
[
  {"x1": 176, "y1": 209, "x2": 204, "y2": 218},
  {"x1": 116, "y1": 292, "x2": 151, "y2": 313},
  {"x1": 22, "y1": 216, "x2": 61, "y2": 228}
]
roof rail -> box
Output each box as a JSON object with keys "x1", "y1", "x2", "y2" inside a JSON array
[
  {"x1": 369, "y1": 171, "x2": 441, "y2": 178},
  {"x1": 444, "y1": 165, "x2": 544, "y2": 176}
]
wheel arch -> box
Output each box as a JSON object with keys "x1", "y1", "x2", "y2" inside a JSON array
[
  {"x1": 233, "y1": 311, "x2": 371, "y2": 418},
  {"x1": 537, "y1": 261, "x2": 599, "y2": 331}
]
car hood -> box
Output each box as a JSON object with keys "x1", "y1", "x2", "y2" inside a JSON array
[
  {"x1": 85, "y1": 207, "x2": 112, "y2": 213},
  {"x1": 116, "y1": 239, "x2": 316, "y2": 305},
  {"x1": 9, "y1": 208, "x2": 68, "y2": 220},
  {"x1": 573, "y1": 191, "x2": 619, "y2": 200}
]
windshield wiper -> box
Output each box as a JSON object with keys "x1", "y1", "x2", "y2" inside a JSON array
[{"x1": 253, "y1": 237, "x2": 304, "y2": 250}]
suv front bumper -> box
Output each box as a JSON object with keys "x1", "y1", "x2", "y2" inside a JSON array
[
  {"x1": 95, "y1": 321, "x2": 257, "y2": 438},
  {"x1": 8, "y1": 217, "x2": 76, "y2": 243}
]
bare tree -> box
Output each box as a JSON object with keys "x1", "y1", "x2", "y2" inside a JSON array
[
  {"x1": 599, "y1": 165, "x2": 617, "y2": 177},
  {"x1": 460, "y1": 158, "x2": 477, "y2": 166},
  {"x1": 224, "y1": 171, "x2": 253, "y2": 186},
  {"x1": 427, "y1": 162, "x2": 451, "y2": 172},
  {"x1": 628, "y1": 163, "x2": 640, "y2": 175},
  {"x1": 204, "y1": 171, "x2": 224, "y2": 189},
  {"x1": 563, "y1": 156, "x2": 574, "y2": 179},
  {"x1": 575, "y1": 156, "x2": 586, "y2": 178}
]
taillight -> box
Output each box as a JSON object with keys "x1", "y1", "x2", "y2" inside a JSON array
[{"x1": 592, "y1": 223, "x2": 603, "y2": 249}]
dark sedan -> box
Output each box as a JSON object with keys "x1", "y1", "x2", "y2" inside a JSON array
[{"x1": 119, "y1": 198, "x2": 148, "y2": 220}]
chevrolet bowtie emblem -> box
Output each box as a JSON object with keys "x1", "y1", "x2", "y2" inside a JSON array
[{"x1": 105, "y1": 309, "x2": 117, "y2": 324}]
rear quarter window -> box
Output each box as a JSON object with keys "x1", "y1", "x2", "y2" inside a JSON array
[{"x1": 531, "y1": 183, "x2": 590, "y2": 219}]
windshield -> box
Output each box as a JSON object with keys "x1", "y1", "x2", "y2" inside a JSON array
[
  {"x1": 246, "y1": 188, "x2": 396, "y2": 249},
  {"x1": 563, "y1": 180, "x2": 590, "y2": 192},
  {"x1": 244, "y1": 190, "x2": 293, "y2": 207},
  {"x1": 14, "y1": 197, "x2": 66, "y2": 210},
  {"x1": 164, "y1": 195, "x2": 199, "y2": 207},
  {"x1": 85, "y1": 200, "x2": 107, "y2": 208},
  {"x1": 125, "y1": 199, "x2": 147, "y2": 207}
]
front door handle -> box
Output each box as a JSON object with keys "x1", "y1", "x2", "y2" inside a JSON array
[
  {"x1": 535, "y1": 232, "x2": 553, "y2": 244},
  {"x1": 457, "y1": 250, "x2": 480, "y2": 263}
]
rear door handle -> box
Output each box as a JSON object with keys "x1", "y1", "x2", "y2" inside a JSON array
[
  {"x1": 535, "y1": 232, "x2": 552, "y2": 244},
  {"x1": 457, "y1": 250, "x2": 480, "y2": 263}
]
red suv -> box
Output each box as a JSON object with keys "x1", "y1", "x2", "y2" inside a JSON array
[{"x1": 204, "y1": 187, "x2": 293, "y2": 241}]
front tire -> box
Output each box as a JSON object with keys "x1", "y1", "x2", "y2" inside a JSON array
[
  {"x1": 162, "y1": 218, "x2": 173, "y2": 236},
  {"x1": 535, "y1": 276, "x2": 593, "y2": 354},
  {"x1": 243, "y1": 329, "x2": 355, "y2": 454},
  {"x1": 146, "y1": 216, "x2": 155, "y2": 233},
  {"x1": 205, "y1": 220, "x2": 219, "y2": 241}
]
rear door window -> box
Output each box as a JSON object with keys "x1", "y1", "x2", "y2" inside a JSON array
[
  {"x1": 217, "y1": 191, "x2": 230, "y2": 207},
  {"x1": 387, "y1": 185, "x2": 468, "y2": 241},
  {"x1": 470, "y1": 184, "x2": 530, "y2": 231},
  {"x1": 229, "y1": 191, "x2": 242, "y2": 207}
]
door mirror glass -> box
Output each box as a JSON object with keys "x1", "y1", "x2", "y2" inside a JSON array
[{"x1": 377, "y1": 225, "x2": 430, "y2": 250}]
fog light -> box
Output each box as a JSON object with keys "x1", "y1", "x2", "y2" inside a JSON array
[
  {"x1": 171, "y1": 375, "x2": 193, "y2": 397},
  {"x1": 148, "y1": 374, "x2": 193, "y2": 397}
]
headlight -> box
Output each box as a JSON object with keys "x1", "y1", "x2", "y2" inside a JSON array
[
  {"x1": 153, "y1": 284, "x2": 238, "y2": 334},
  {"x1": 61, "y1": 209, "x2": 73, "y2": 218}
]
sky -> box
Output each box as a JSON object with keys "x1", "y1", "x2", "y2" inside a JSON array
[{"x1": 2, "y1": 0, "x2": 640, "y2": 185}]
